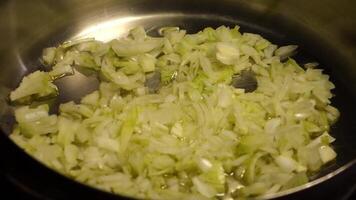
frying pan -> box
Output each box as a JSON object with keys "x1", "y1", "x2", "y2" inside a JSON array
[{"x1": 0, "y1": 0, "x2": 355, "y2": 199}]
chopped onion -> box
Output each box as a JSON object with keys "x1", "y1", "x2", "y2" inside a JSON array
[
  {"x1": 9, "y1": 26, "x2": 339, "y2": 200},
  {"x1": 319, "y1": 145, "x2": 337, "y2": 164}
]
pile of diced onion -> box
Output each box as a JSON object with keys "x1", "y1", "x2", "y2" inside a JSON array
[{"x1": 10, "y1": 26, "x2": 339, "y2": 199}]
